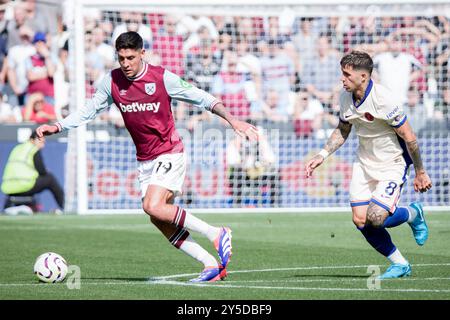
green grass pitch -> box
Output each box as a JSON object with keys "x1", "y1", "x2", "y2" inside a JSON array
[{"x1": 0, "y1": 211, "x2": 449, "y2": 300}]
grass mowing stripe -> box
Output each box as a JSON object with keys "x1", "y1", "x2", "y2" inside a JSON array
[{"x1": 1, "y1": 212, "x2": 449, "y2": 299}]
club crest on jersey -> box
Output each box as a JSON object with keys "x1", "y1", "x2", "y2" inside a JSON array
[
  {"x1": 364, "y1": 112, "x2": 374, "y2": 121},
  {"x1": 145, "y1": 83, "x2": 156, "y2": 95}
]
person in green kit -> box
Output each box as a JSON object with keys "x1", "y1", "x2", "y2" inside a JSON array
[{"x1": 1, "y1": 131, "x2": 64, "y2": 212}]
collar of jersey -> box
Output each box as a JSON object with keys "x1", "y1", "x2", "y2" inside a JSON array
[
  {"x1": 126, "y1": 63, "x2": 148, "y2": 81},
  {"x1": 353, "y1": 79, "x2": 373, "y2": 108}
]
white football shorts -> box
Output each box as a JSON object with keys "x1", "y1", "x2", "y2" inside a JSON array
[
  {"x1": 137, "y1": 152, "x2": 186, "y2": 198},
  {"x1": 349, "y1": 160, "x2": 410, "y2": 213}
]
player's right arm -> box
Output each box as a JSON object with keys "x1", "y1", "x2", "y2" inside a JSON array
[
  {"x1": 36, "y1": 73, "x2": 113, "y2": 138},
  {"x1": 305, "y1": 120, "x2": 352, "y2": 178},
  {"x1": 163, "y1": 69, "x2": 258, "y2": 141}
]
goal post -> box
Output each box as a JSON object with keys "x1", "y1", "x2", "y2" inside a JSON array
[{"x1": 64, "y1": 0, "x2": 450, "y2": 214}]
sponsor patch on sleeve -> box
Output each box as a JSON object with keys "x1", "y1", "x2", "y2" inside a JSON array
[
  {"x1": 180, "y1": 79, "x2": 193, "y2": 89},
  {"x1": 385, "y1": 106, "x2": 401, "y2": 120},
  {"x1": 389, "y1": 111, "x2": 407, "y2": 128}
]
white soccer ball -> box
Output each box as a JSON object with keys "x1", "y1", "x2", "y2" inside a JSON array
[{"x1": 33, "y1": 252, "x2": 68, "y2": 283}]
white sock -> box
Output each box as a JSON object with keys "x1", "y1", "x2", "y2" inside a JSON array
[
  {"x1": 387, "y1": 249, "x2": 409, "y2": 265},
  {"x1": 173, "y1": 207, "x2": 220, "y2": 242},
  {"x1": 407, "y1": 206, "x2": 417, "y2": 223},
  {"x1": 185, "y1": 213, "x2": 220, "y2": 242},
  {"x1": 178, "y1": 234, "x2": 219, "y2": 268}
]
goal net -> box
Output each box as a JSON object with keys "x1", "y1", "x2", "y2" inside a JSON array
[{"x1": 64, "y1": 0, "x2": 450, "y2": 214}]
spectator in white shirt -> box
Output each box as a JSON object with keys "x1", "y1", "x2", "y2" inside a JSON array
[
  {"x1": 374, "y1": 36, "x2": 423, "y2": 106},
  {"x1": 6, "y1": 25, "x2": 36, "y2": 106},
  {"x1": 0, "y1": 93, "x2": 22, "y2": 123},
  {"x1": 92, "y1": 27, "x2": 115, "y2": 69},
  {"x1": 112, "y1": 12, "x2": 152, "y2": 49}
]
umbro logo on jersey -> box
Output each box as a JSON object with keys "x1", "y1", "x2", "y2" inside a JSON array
[
  {"x1": 119, "y1": 89, "x2": 127, "y2": 96},
  {"x1": 119, "y1": 102, "x2": 160, "y2": 113}
]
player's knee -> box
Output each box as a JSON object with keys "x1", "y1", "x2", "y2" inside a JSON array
[
  {"x1": 351, "y1": 207, "x2": 367, "y2": 228},
  {"x1": 365, "y1": 211, "x2": 386, "y2": 228},
  {"x1": 364, "y1": 201, "x2": 390, "y2": 228},
  {"x1": 142, "y1": 199, "x2": 162, "y2": 218},
  {"x1": 352, "y1": 216, "x2": 366, "y2": 228}
]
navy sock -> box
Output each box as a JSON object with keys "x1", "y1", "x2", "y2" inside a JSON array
[
  {"x1": 382, "y1": 206, "x2": 410, "y2": 228},
  {"x1": 358, "y1": 225, "x2": 396, "y2": 257}
]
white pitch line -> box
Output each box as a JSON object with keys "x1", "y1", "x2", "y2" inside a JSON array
[
  {"x1": 2, "y1": 277, "x2": 450, "y2": 288},
  {"x1": 142, "y1": 262, "x2": 450, "y2": 293},
  {"x1": 221, "y1": 277, "x2": 450, "y2": 284},
  {"x1": 150, "y1": 263, "x2": 450, "y2": 280},
  {"x1": 152, "y1": 281, "x2": 450, "y2": 293},
  {"x1": 0, "y1": 282, "x2": 151, "y2": 287},
  {"x1": 2, "y1": 263, "x2": 450, "y2": 294},
  {"x1": 2, "y1": 282, "x2": 450, "y2": 295}
]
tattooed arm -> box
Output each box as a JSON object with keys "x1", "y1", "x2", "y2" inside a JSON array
[
  {"x1": 305, "y1": 120, "x2": 352, "y2": 178},
  {"x1": 394, "y1": 120, "x2": 432, "y2": 193},
  {"x1": 323, "y1": 120, "x2": 353, "y2": 154}
]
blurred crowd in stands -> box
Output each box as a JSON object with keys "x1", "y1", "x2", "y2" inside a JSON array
[{"x1": 1, "y1": 0, "x2": 449, "y2": 136}]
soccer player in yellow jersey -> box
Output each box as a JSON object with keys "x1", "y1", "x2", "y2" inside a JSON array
[{"x1": 306, "y1": 51, "x2": 432, "y2": 279}]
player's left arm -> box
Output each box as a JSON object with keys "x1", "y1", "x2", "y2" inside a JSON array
[
  {"x1": 210, "y1": 103, "x2": 258, "y2": 141},
  {"x1": 393, "y1": 120, "x2": 432, "y2": 193}
]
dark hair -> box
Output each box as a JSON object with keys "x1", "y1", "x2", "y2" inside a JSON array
[
  {"x1": 340, "y1": 50, "x2": 373, "y2": 75},
  {"x1": 115, "y1": 31, "x2": 143, "y2": 51}
]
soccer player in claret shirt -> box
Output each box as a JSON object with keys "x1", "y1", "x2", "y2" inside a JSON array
[
  {"x1": 36, "y1": 31, "x2": 259, "y2": 282},
  {"x1": 305, "y1": 51, "x2": 432, "y2": 279}
]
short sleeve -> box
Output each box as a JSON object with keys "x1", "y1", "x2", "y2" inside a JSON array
[
  {"x1": 385, "y1": 105, "x2": 407, "y2": 128},
  {"x1": 376, "y1": 92, "x2": 407, "y2": 128},
  {"x1": 377, "y1": 85, "x2": 407, "y2": 128},
  {"x1": 338, "y1": 92, "x2": 350, "y2": 123}
]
